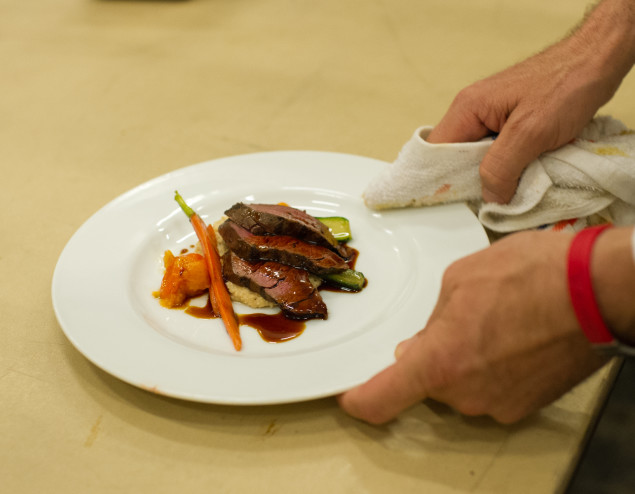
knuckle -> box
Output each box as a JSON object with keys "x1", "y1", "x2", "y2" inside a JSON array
[
  {"x1": 451, "y1": 83, "x2": 485, "y2": 111},
  {"x1": 479, "y1": 152, "x2": 522, "y2": 202},
  {"x1": 479, "y1": 172, "x2": 515, "y2": 204},
  {"x1": 452, "y1": 88, "x2": 474, "y2": 107},
  {"x1": 440, "y1": 263, "x2": 459, "y2": 287},
  {"x1": 441, "y1": 257, "x2": 470, "y2": 287},
  {"x1": 479, "y1": 151, "x2": 518, "y2": 186}
]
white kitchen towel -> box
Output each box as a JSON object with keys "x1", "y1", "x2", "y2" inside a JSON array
[{"x1": 363, "y1": 116, "x2": 635, "y2": 233}]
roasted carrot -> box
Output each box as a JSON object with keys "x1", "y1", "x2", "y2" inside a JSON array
[
  {"x1": 204, "y1": 225, "x2": 221, "y2": 316},
  {"x1": 174, "y1": 191, "x2": 242, "y2": 351}
]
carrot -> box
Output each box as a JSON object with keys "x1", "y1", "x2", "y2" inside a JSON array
[
  {"x1": 174, "y1": 191, "x2": 242, "y2": 351},
  {"x1": 204, "y1": 225, "x2": 221, "y2": 316}
]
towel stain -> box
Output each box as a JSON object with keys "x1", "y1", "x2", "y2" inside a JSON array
[
  {"x1": 84, "y1": 415, "x2": 103, "y2": 447},
  {"x1": 551, "y1": 218, "x2": 578, "y2": 231},
  {"x1": 593, "y1": 146, "x2": 628, "y2": 157},
  {"x1": 434, "y1": 183, "x2": 452, "y2": 195}
]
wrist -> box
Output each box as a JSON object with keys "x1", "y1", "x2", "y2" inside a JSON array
[{"x1": 591, "y1": 226, "x2": 635, "y2": 345}]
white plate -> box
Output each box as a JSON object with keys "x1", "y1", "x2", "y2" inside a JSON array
[{"x1": 52, "y1": 151, "x2": 489, "y2": 405}]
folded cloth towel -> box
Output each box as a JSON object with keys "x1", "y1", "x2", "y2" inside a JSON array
[{"x1": 363, "y1": 116, "x2": 635, "y2": 233}]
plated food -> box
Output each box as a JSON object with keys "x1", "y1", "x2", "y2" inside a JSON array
[
  {"x1": 52, "y1": 150, "x2": 489, "y2": 404},
  {"x1": 157, "y1": 194, "x2": 366, "y2": 350}
]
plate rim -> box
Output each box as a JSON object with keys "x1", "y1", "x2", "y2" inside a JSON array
[{"x1": 52, "y1": 150, "x2": 489, "y2": 405}]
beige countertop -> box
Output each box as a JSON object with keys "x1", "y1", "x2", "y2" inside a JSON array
[{"x1": 3, "y1": 1, "x2": 633, "y2": 492}]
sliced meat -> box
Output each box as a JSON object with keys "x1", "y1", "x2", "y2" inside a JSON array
[
  {"x1": 218, "y1": 219, "x2": 348, "y2": 276},
  {"x1": 222, "y1": 251, "x2": 327, "y2": 320},
  {"x1": 224, "y1": 202, "x2": 352, "y2": 259}
]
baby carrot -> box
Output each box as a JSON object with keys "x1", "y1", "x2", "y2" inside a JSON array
[
  {"x1": 204, "y1": 225, "x2": 221, "y2": 316},
  {"x1": 174, "y1": 191, "x2": 242, "y2": 351}
]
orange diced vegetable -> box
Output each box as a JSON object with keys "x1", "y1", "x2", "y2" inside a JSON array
[{"x1": 159, "y1": 251, "x2": 210, "y2": 308}]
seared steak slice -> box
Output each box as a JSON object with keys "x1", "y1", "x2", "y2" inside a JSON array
[
  {"x1": 218, "y1": 219, "x2": 348, "y2": 276},
  {"x1": 222, "y1": 251, "x2": 327, "y2": 320},
  {"x1": 224, "y1": 202, "x2": 352, "y2": 259}
]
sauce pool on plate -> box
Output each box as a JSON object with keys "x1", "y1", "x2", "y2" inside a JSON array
[{"x1": 185, "y1": 296, "x2": 305, "y2": 343}]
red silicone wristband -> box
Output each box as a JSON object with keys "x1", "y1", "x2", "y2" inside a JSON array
[{"x1": 567, "y1": 224, "x2": 614, "y2": 344}]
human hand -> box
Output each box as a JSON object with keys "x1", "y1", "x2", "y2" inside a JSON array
[
  {"x1": 427, "y1": 0, "x2": 635, "y2": 204},
  {"x1": 338, "y1": 230, "x2": 607, "y2": 424}
]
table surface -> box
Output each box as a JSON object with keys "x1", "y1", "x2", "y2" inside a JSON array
[{"x1": 3, "y1": 1, "x2": 633, "y2": 493}]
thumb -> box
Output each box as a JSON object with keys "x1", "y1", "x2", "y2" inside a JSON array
[
  {"x1": 337, "y1": 334, "x2": 429, "y2": 424},
  {"x1": 478, "y1": 122, "x2": 546, "y2": 204},
  {"x1": 427, "y1": 110, "x2": 491, "y2": 144}
]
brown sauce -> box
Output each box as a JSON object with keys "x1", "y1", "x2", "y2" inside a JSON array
[
  {"x1": 162, "y1": 244, "x2": 362, "y2": 344},
  {"x1": 238, "y1": 312, "x2": 305, "y2": 343},
  {"x1": 318, "y1": 246, "x2": 368, "y2": 293},
  {"x1": 184, "y1": 297, "x2": 216, "y2": 319},
  {"x1": 184, "y1": 296, "x2": 305, "y2": 343},
  {"x1": 178, "y1": 244, "x2": 196, "y2": 255},
  {"x1": 346, "y1": 247, "x2": 359, "y2": 269}
]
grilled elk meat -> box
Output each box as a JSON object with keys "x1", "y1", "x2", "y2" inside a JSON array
[
  {"x1": 221, "y1": 251, "x2": 327, "y2": 320},
  {"x1": 224, "y1": 202, "x2": 353, "y2": 260},
  {"x1": 218, "y1": 219, "x2": 348, "y2": 276}
]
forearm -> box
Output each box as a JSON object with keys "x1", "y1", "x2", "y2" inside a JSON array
[
  {"x1": 565, "y1": 0, "x2": 635, "y2": 101},
  {"x1": 577, "y1": 0, "x2": 635, "y2": 55},
  {"x1": 591, "y1": 226, "x2": 635, "y2": 345}
]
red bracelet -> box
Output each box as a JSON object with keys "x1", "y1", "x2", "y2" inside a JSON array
[{"x1": 567, "y1": 224, "x2": 614, "y2": 345}]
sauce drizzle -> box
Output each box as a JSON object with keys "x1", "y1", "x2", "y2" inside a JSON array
[
  {"x1": 184, "y1": 296, "x2": 305, "y2": 343},
  {"x1": 165, "y1": 246, "x2": 362, "y2": 345},
  {"x1": 238, "y1": 312, "x2": 305, "y2": 343}
]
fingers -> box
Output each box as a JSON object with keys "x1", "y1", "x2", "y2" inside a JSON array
[
  {"x1": 427, "y1": 111, "x2": 491, "y2": 144},
  {"x1": 430, "y1": 104, "x2": 551, "y2": 204},
  {"x1": 426, "y1": 89, "x2": 493, "y2": 145},
  {"x1": 338, "y1": 273, "x2": 453, "y2": 424},
  {"x1": 337, "y1": 334, "x2": 428, "y2": 424},
  {"x1": 424, "y1": 91, "x2": 531, "y2": 204},
  {"x1": 425, "y1": 78, "x2": 564, "y2": 204},
  {"x1": 478, "y1": 118, "x2": 548, "y2": 203}
]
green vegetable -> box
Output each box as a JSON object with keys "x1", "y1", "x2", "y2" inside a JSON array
[
  {"x1": 321, "y1": 269, "x2": 366, "y2": 291},
  {"x1": 317, "y1": 216, "x2": 352, "y2": 242}
]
